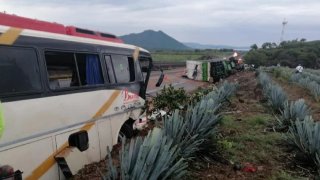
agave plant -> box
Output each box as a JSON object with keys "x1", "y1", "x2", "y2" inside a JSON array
[
  {"x1": 105, "y1": 128, "x2": 188, "y2": 180},
  {"x1": 162, "y1": 110, "x2": 203, "y2": 159},
  {"x1": 211, "y1": 81, "x2": 238, "y2": 104},
  {"x1": 308, "y1": 81, "x2": 320, "y2": 102},
  {"x1": 267, "y1": 84, "x2": 287, "y2": 112},
  {"x1": 257, "y1": 71, "x2": 271, "y2": 87},
  {"x1": 290, "y1": 72, "x2": 320, "y2": 102},
  {"x1": 279, "y1": 99, "x2": 310, "y2": 131},
  {"x1": 258, "y1": 72, "x2": 288, "y2": 112},
  {"x1": 262, "y1": 83, "x2": 272, "y2": 98},
  {"x1": 302, "y1": 71, "x2": 320, "y2": 84},
  {"x1": 162, "y1": 82, "x2": 236, "y2": 159},
  {"x1": 288, "y1": 116, "x2": 320, "y2": 172},
  {"x1": 290, "y1": 73, "x2": 302, "y2": 83}
]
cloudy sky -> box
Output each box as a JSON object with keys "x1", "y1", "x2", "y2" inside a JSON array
[{"x1": 1, "y1": 0, "x2": 319, "y2": 46}]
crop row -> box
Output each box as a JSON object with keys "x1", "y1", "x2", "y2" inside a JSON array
[
  {"x1": 258, "y1": 71, "x2": 320, "y2": 175},
  {"x1": 264, "y1": 66, "x2": 320, "y2": 102}
]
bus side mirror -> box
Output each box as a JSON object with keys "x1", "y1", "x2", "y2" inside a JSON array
[{"x1": 156, "y1": 69, "x2": 164, "y2": 87}]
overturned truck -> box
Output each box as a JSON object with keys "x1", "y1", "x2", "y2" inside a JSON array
[{"x1": 186, "y1": 59, "x2": 237, "y2": 82}]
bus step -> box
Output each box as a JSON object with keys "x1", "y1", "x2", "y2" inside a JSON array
[{"x1": 54, "y1": 147, "x2": 89, "y2": 178}]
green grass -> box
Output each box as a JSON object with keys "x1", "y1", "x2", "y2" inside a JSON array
[
  {"x1": 219, "y1": 114, "x2": 284, "y2": 164},
  {"x1": 151, "y1": 50, "x2": 232, "y2": 62},
  {"x1": 218, "y1": 114, "x2": 309, "y2": 179},
  {"x1": 247, "y1": 114, "x2": 268, "y2": 126},
  {"x1": 151, "y1": 53, "x2": 203, "y2": 62},
  {"x1": 269, "y1": 171, "x2": 307, "y2": 180}
]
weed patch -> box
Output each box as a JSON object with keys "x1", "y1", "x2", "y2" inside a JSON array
[{"x1": 220, "y1": 114, "x2": 283, "y2": 164}]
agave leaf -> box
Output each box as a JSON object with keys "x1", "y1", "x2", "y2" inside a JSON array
[
  {"x1": 139, "y1": 130, "x2": 163, "y2": 179},
  {"x1": 106, "y1": 146, "x2": 118, "y2": 180},
  {"x1": 288, "y1": 116, "x2": 320, "y2": 172}
]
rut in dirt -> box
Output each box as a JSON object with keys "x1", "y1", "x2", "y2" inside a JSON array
[{"x1": 224, "y1": 71, "x2": 264, "y2": 114}]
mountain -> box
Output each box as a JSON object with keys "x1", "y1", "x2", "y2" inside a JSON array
[
  {"x1": 184, "y1": 42, "x2": 250, "y2": 51},
  {"x1": 120, "y1": 30, "x2": 190, "y2": 51}
]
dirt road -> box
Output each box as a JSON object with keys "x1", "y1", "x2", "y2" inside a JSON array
[{"x1": 147, "y1": 68, "x2": 208, "y2": 96}]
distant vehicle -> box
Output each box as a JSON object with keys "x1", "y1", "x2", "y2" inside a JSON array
[
  {"x1": 185, "y1": 59, "x2": 236, "y2": 82},
  {"x1": 0, "y1": 13, "x2": 161, "y2": 179}
]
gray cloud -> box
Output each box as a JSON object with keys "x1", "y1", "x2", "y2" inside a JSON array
[{"x1": 1, "y1": 0, "x2": 319, "y2": 46}]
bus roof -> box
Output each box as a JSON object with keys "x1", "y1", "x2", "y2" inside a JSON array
[
  {"x1": 0, "y1": 12, "x2": 125, "y2": 44},
  {"x1": 0, "y1": 24, "x2": 149, "y2": 53}
]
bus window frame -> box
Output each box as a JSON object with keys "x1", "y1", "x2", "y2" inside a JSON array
[
  {"x1": 104, "y1": 55, "x2": 116, "y2": 84},
  {"x1": 137, "y1": 56, "x2": 152, "y2": 83},
  {"x1": 137, "y1": 56, "x2": 152, "y2": 99},
  {"x1": 103, "y1": 53, "x2": 140, "y2": 86},
  {"x1": 43, "y1": 49, "x2": 107, "y2": 92},
  {"x1": 0, "y1": 45, "x2": 44, "y2": 98}
]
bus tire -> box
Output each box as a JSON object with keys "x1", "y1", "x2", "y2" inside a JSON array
[{"x1": 118, "y1": 122, "x2": 134, "y2": 143}]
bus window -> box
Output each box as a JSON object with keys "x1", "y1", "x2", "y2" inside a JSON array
[
  {"x1": 75, "y1": 54, "x2": 104, "y2": 86},
  {"x1": 104, "y1": 55, "x2": 116, "y2": 83},
  {"x1": 45, "y1": 51, "x2": 104, "y2": 90},
  {"x1": 0, "y1": 46, "x2": 42, "y2": 95},
  {"x1": 45, "y1": 51, "x2": 79, "y2": 89},
  {"x1": 110, "y1": 55, "x2": 135, "y2": 83}
]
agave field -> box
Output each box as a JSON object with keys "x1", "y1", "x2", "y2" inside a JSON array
[
  {"x1": 104, "y1": 82, "x2": 237, "y2": 179},
  {"x1": 74, "y1": 68, "x2": 320, "y2": 180},
  {"x1": 258, "y1": 70, "x2": 320, "y2": 174},
  {"x1": 266, "y1": 66, "x2": 320, "y2": 102}
]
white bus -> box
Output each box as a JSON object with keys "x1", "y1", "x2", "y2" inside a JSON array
[{"x1": 0, "y1": 13, "x2": 159, "y2": 180}]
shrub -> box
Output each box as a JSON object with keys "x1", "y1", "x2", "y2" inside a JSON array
[
  {"x1": 272, "y1": 68, "x2": 282, "y2": 78},
  {"x1": 188, "y1": 86, "x2": 213, "y2": 105},
  {"x1": 153, "y1": 85, "x2": 188, "y2": 112}
]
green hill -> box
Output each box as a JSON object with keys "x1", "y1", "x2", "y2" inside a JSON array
[
  {"x1": 244, "y1": 40, "x2": 320, "y2": 68},
  {"x1": 120, "y1": 30, "x2": 190, "y2": 51}
]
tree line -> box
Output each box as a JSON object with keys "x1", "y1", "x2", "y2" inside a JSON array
[{"x1": 244, "y1": 39, "x2": 320, "y2": 68}]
